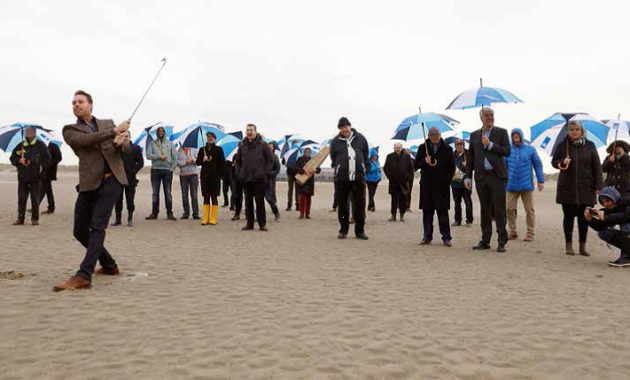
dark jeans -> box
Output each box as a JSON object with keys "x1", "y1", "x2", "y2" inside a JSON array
[
  {"x1": 39, "y1": 179, "x2": 55, "y2": 211},
  {"x1": 452, "y1": 187, "x2": 473, "y2": 224},
  {"x1": 367, "y1": 181, "x2": 379, "y2": 209},
  {"x1": 265, "y1": 177, "x2": 279, "y2": 215},
  {"x1": 115, "y1": 185, "x2": 137, "y2": 221},
  {"x1": 406, "y1": 180, "x2": 414, "y2": 210},
  {"x1": 74, "y1": 178, "x2": 121, "y2": 280},
  {"x1": 231, "y1": 177, "x2": 243, "y2": 214},
  {"x1": 598, "y1": 229, "x2": 630, "y2": 256},
  {"x1": 151, "y1": 169, "x2": 174, "y2": 215},
  {"x1": 17, "y1": 180, "x2": 41, "y2": 221},
  {"x1": 337, "y1": 180, "x2": 366, "y2": 236},
  {"x1": 562, "y1": 204, "x2": 589, "y2": 243},
  {"x1": 244, "y1": 181, "x2": 266, "y2": 228},
  {"x1": 180, "y1": 175, "x2": 199, "y2": 217},
  {"x1": 390, "y1": 185, "x2": 407, "y2": 215},
  {"x1": 287, "y1": 175, "x2": 299, "y2": 209},
  {"x1": 476, "y1": 174, "x2": 508, "y2": 245},
  {"x1": 422, "y1": 208, "x2": 452, "y2": 242},
  {"x1": 222, "y1": 178, "x2": 231, "y2": 206}
]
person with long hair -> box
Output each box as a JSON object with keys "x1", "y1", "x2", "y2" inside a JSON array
[
  {"x1": 552, "y1": 120, "x2": 603, "y2": 256},
  {"x1": 295, "y1": 147, "x2": 321, "y2": 219},
  {"x1": 196, "y1": 132, "x2": 225, "y2": 225}
]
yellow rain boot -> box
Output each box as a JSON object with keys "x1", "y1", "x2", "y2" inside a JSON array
[
  {"x1": 201, "y1": 204, "x2": 210, "y2": 225},
  {"x1": 210, "y1": 205, "x2": 219, "y2": 225}
]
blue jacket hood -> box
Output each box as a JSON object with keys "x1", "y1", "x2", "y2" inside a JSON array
[
  {"x1": 599, "y1": 186, "x2": 621, "y2": 205},
  {"x1": 511, "y1": 128, "x2": 526, "y2": 147}
]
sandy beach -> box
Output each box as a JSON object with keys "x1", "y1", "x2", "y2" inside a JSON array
[{"x1": 1, "y1": 170, "x2": 629, "y2": 379}]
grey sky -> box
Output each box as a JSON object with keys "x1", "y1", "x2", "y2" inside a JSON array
[{"x1": 1, "y1": 0, "x2": 628, "y2": 168}]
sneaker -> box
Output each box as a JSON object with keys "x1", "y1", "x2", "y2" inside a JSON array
[
  {"x1": 451, "y1": 221, "x2": 461, "y2": 227},
  {"x1": 305, "y1": 215, "x2": 311, "y2": 219},
  {"x1": 443, "y1": 240, "x2": 452, "y2": 247},
  {"x1": 419, "y1": 240, "x2": 431, "y2": 245},
  {"x1": 338, "y1": 232, "x2": 347, "y2": 239},
  {"x1": 465, "y1": 222, "x2": 473, "y2": 227},
  {"x1": 497, "y1": 244, "x2": 507, "y2": 253},
  {"x1": 126, "y1": 221, "x2": 133, "y2": 227},
  {"x1": 111, "y1": 220, "x2": 122, "y2": 227},
  {"x1": 298, "y1": 214, "x2": 305, "y2": 220},
  {"x1": 609, "y1": 257, "x2": 630, "y2": 267},
  {"x1": 356, "y1": 233, "x2": 369, "y2": 240}
]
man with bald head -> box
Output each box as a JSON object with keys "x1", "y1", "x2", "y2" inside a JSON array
[
  {"x1": 464, "y1": 107, "x2": 511, "y2": 252},
  {"x1": 383, "y1": 142, "x2": 414, "y2": 222},
  {"x1": 414, "y1": 127, "x2": 455, "y2": 246}
]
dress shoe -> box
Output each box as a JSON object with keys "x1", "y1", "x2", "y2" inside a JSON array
[
  {"x1": 356, "y1": 233, "x2": 369, "y2": 240},
  {"x1": 231, "y1": 214, "x2": 240, "y2": 221},
  {"x1": 259, "y1": 226, "x2": 268, "y2": 232},
  {"x1": 338, "y1": 232, "x2": 347, "y2": 239},
  {"x1": 305, "y1": 215, "x2": 311, "y2": 219},
  {"x1": 451, "y1": 221, "x2": 461, "y2": 227},
  {"x1": 193, "y1": 215, "x2": 201, "y2": 220},
  {"x1": 497, "y1": 244, "x2": 507, "y2": 253},
  {"x1": 180, "y1": 214, "x2": 189, "y2": 220},
  {"x1": 12, "y1": 219, "x2": 24, "y2": 226},
  {"x1": 389, "y1": 214, "x2": 397, "y2": 222},
  {"x1": 274, "y1": 213, "x2": 281, "y2": 222},
  {"x1": 95, "y1": 267, "x2": 120, "y2": 276},
  {"x1": 31, "y1": 220, "x2": 39, "y2": 226},
  {"x1": 473, "y1": 242, "x2": 491, "y2": 250},
  {"x1": 145, "y1": 214, "x2": 158, "y2": 220},
  {"x1": 242, "y1": 225, "x2": 254, "y2": 231},
  {"x1": 41, "y1": 209, "x2": 54, "y2": 215},
  {"x1": 111, "y1": 220, "x2": 122, "y2": 226},
  {"x1": 443, "y1": 240, "x2": 452, "y2": 247},
  {"x1": 53, "y1": 275, "x2": 91, "y2": 292},
  {"x1": 126, "y1": 220, "x2": 133, "y2": 227},
  {"x1": 419, "y1": 239, "x2": 431, "y2": 245},
  {"x1": 298, "y1": 214, "x2": 305, "y2": 219},
  {"x1": 465, "y1": 222, "x2": 473, "y2": 227},
  {"x1": 166, "y1": 213, "x2": 177, "y2": 221}
]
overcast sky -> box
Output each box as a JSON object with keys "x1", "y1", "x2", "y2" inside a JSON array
[{"x1": 1, "y1": 0, "x2": 628, "y2": 168}]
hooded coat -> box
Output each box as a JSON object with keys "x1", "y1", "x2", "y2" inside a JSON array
[
  {"x1": 366, "y1": 154, "x2": 382, "y2": 183},
  {"x1": 602, "y1": 140, "x2": 630, "y2": 197},
  {"x1": 505, "y1": 128, "x2": 545, "y2": 192},
  {"x1": 588, "y1": 186, "x2": 630, "y2": 232},
  {"x1": 414, "y1": 138, "x2": 455, "y2": 210},
  {"x1": 552, "y1": 137, "x2": 603, "y2": 206}
]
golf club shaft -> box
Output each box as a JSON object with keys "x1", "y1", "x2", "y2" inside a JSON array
[{"x1": 129, "y1": 59, "x2": 167, "y2": 122}]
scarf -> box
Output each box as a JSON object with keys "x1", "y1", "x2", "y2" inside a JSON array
[{"x1": 340, "y1": 131, "x2": 357, "y2": 181}]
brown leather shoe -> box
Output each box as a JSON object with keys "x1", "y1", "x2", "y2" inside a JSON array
[
  {"x1": 53, "y1": 275, "x2": 91, "y2": 292},
  {"x1": 95, "y1": 267, "x2": 120, "y2": 276},
  {"x1": 31, "y1": 220, "x2": 39, "y2": 226},
  {"x1": 145, "y1": 214, "x2": 158, "y2": 220},
  {"x1": 508, "y1": 233, "x2": 518, "y2": 240},
  {"x1": 166, "y1": 214, "x2": 177, "y2": 221},
  {"x1": 12, "y1": 219, "x2": 24, "y2": 226}
]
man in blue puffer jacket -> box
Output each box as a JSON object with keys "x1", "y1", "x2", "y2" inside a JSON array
[{"x1": 506, "y1": 128, "x2": 545, "y2": 242}]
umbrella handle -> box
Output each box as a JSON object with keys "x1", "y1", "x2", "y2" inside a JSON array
[{"x1": 558, "y1": 139, "x2": 570, "y2": 171}]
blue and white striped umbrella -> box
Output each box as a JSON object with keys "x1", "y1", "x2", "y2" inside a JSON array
[
  {"x1": 0, "y1": 123, "x2": 55, "y2": 152},
  {"x1": 447, "y1": 81, "x2": 523, "y2": 110},
  {"x1": 171, "y1": 122, "x2": 227, "y2": 149},
  {"x1": 133, "y1": 123, "x2": 174, "y2": 152},
  {"x1": 530, "y1": 113, "x2": 609, "y2": 156},
  {"x1": 602, "y1": 118, "x2": 630, "y2": 145},
  {"x1": 280, "y1": 135, "x2": 305, "y2": 156},
  {"x1": 443, "y1": 130, "x2": 471, "y2": 148},
  {"x1": 228, "y1": 131, "x2": 243, "y2": 140},
  {"x1": 320, "y1": 138, "x2": 333, "y2": 147},
  {"x1": 283, "y1": 140, "x2": 320, "y2": 168},
  {"x1": 393, "y1": 112, "x2": 459, "y2": 141},
  {"x1": 408, "y1": 145, "x2": 419, "y2": 160},
  {"x1": 217, "y1": 134, "x2": 241, "y2": 161}
]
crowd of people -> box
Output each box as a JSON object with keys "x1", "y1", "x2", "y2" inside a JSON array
[{"x1": 8, "y1": 90, "x2": 630, "y2": 291}]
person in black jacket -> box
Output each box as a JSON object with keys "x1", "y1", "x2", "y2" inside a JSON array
[
  {"x1": 585, "y1": 186, "x2": 630, "y2": 267},
  {"x1": 222, "y1": 159, "x2": 233, "y2": 208},
  {"x1": 285, "y1": 153, "x2": 300, "y2": 212},
  {"x1": 602, "y1": 140, "x2": 630, "y2": 198},
  {"x1": 464, "y1": 107, "x2": 511, "y2": 252},
  {"x1": 295, "y1": 147, "x2": 321, "y2": 219},
  {"x1": 230, "y1": 152, "x2": 244, "y2": 220},
  {"x1": 10, "y1": 126, "x2": 51, "y2": 225},
  {"x1": 552, "y1": 120, "x2": 603, "y2": 256},
  {"x1": 197, "y1": 132, "x2": 226, "y2": 226},
  {"x1": 112, "y1": 133, "x2": 143, "y2": 227},
  {"x1": 451, "y1": 140, "x2": 473, "y2": 227},
  {"x1": 39, "y1": 141, "x2": 62, "y2": 214},
  {"x1": 404, "y1": 148, "x2": 415, "y2": 213},
  {"x1": 330, "y1": 117, "x2": 370, "y2": 240},
  {"x1": 236, "y1": 124, "x2": 273, "y2": 231},
  {"x1": 265, "y1": 142, "x2": 281, "y2": 221},
  {"x1": 383, "y1": 143, "x2": 414, "y2": 222},
  {"x1": 415, "y1": 129, "x2": 456, "y2": 246}
]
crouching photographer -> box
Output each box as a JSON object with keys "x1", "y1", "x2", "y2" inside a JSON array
[{"x1": 584, "y1": 186, "x2": 630, "y2": 267}]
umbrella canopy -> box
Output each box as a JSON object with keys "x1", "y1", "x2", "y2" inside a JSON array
[
  {"x1": 602, "y1": 118, "x2": 630, "y2": 145},
  {"x1": 217, "y1": 134, "x2": 241, "y2": 161},
  {"x1": 133, "y1": 123, "x2": 174, "y2": 152},
  {"x1": 530, "y1": 113, "x2": 609, "y2": 156},
  {"x1": 444, "y1": 130, "x2": 471, "y2": 148},
  {"x1": 281, "y1": 135, "x2": 305, "y2": 156},
  {"x1": 320, "y1": 138, "x2": 333, "y2": 147},
  {"x1": 228, "y1": 131, "x2": 243, "y2": 140},
  {"x1": 393, "y1": 112, "x2": 459, "y2": 141},
  {"x1": 0, "y1": 123, "x2": 54, "y2": 152},
  {"x1": 408, "y1": 145, "x2": 419, "y2": 160},
  {"x1": 283, "y1": 140, "x2": 320, "y2": 168},
  {"x1": 171, "y1": 122, "x2": 227, "y2": 149},
  {"x1": 447, "y1": 80, "x2": 523, "y2": 110}
]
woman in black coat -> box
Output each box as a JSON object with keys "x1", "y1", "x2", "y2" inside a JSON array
[
  {"x1": 602, "y1": 140, "x2": 630, "y2": 198},
  {"x1": 196, "y1": 132, "x2": 225, "y2": 225},
  {"x1": 295, "y1": 148, "x2": 321, "y2": 219},
  {"x1": 414, "y1": 131, "x2": 455, "y2": 245},
  {"x1": 552, "y1": 120, "x2": 603, "y2": 256}
]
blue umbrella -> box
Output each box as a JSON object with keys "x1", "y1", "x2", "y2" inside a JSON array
[
  {"x1": 447, "y1": 79, "x2": 523, "y2": 110},
  {"x1": 217, "y1": 134, "x2": 240, "y2": 161},
  {"x1": 443, "y1": 130, "x2": 471, "y2": 148},
  {"x1": 0, "y1": 123, "x2": 54, "y2": 153},
  {"x1": 283, "y1": 140, "x2": 320, "y2": 168},
  {"x1": 602, "y1": 118, "x2": 630, "y2": 145},
  {"x1": 393, "y1": 111, "x2": 459, "y2": 141},
  {"x1": 408, "y1": 145, "x2": 419, "y2": 160},
  {"x1": 172, "y1": 122, "x2": 227, "y2": 149},
  {"x1": 229, "y1": 131, "x2": 243, "y2": 140},
  {"x1": 530, "y1": 113, "x2": 609, "y2": 156},
  {"x1": 133, "y1": 122, "x2": 174, "y2": 152}
]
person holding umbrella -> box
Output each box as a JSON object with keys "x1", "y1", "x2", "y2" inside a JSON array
[
  {"x1": 451, "y1": 139, "x2": 473, "y2": 227},
  {"x1": 145, "y1": 126, "x2": 178, "y2": 221},
  {"x1": 464, "y1": 107, "x2": 511, "y2": 253},
  {"x1": 10, "y1": 126, "x2": 51, "y2": 226},
  {"x1": 552, "y1": 120, "x2": 603, "y2": 256},
  {"x1": 383, "y1": 142, "x2": 414, "y2": 222},
  {"x1": 111, "y1": 132, "x2": 143, "y2": 227},
  {"x1": 295, "y1": 147, "x2": 321, "y2": 219},
  {"x1": 197, "y1": 131, "x2": 225, "y2": 225},
  {"x1": 602, "y1": 140, "x2": 630, "y2": 198},
  {"x1": 38, "y1": 141, "x2": 62, "y2": 215},
  {"x1": 415, "y1": 127, "x2": 456, "y2": 246}
]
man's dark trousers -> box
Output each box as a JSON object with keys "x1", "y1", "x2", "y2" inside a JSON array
[
  {"x1": 39, "y1": 179, "x2": 55, "y2": 211},
  {"x1": 337, "y1": 180, "x2": 366, "y2": 236},
  {"x1": 115, "y1": 184, "x2": 137, "y2": 220},
  {"x1": 244, "y1": 181, "x2": 266, "y2": 228},
  {"x1": 18, "y1": 180, "x2": 41, "y2": 221},
  {"x1": 74, "y1": 177, "x2": 121, "y2": 280},
  {"x1": 475, "y1": 172, "x2": 508, "y2": 245}
]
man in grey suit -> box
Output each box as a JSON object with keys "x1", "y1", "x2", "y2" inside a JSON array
[{"x1": 464, "y1": 107, "x2": 511, "y2": 252}]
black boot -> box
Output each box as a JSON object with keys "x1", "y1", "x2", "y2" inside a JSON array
[
  {"x1": 111, "y1": 213, "x2": 122, "y2": 226},
  {"x1": 127, "y1": 212, "x2": 133, "y2": 227}
]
